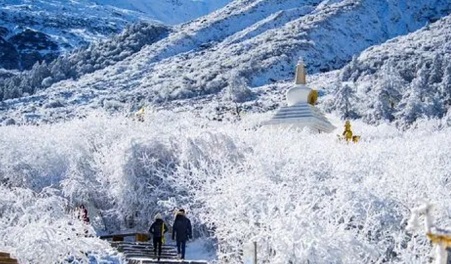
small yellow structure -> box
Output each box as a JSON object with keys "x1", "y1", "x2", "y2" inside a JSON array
[
  {"x1": 135, "y1": 107, "x2": 145, "y2": 122},
  {"x1": 135, "y1": 233, "x2": 149, "y2": 242},
  {"x1": 407, "y1": 203, "x2": 451, "y2": 264},
  {"x1": 340, "y1": 120, "x2": 360, "y2": 143},
  {"x1": 427, "y1": 233, "x2": 451, "y2": 247},
  {"x1": 307, "y1": 89, "x2": 318, "y2": 105}
]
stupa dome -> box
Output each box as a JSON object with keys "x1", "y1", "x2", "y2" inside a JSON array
[
  {"x1": 263, "y1": 59, "x2": 335, "y2": 133},
  {"x1": 286, "y1": 85, "x2": 311, "y2": 106}
]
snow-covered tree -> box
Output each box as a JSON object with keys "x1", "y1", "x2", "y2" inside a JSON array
[
  {"x1": 440, "y1": 58, "x2": 451, "y2": 109},
  {"x1": 224, "y1": 72, "x2": 254, "y2": 103},
  {"x1": 365, "y1": 60, "x2": 403, "y2": 122},
  {"x1": 395, "y1": 84, "x2": 425, "y2": 128},
  {"x1": 331, "y1": 81, "x2": 359, "y2": 119}
]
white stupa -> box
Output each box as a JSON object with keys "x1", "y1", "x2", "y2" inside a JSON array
[{"x1": 263, "y1": 60, "x2": 336, "y2": 133}]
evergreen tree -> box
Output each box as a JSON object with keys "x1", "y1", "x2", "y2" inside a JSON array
[
  {"x1": 395, "y1": 85, "x2": 424, "y2": 128},
  {"x1": 365, "y1": 60, "x2": 404, "y2": 122},
  {"x1": 332, "y1": 81, "x2": 359, "y2": 119},
  {"x1": 339, "y1": 55, "x2": 359, "y2": 82},
  {"x1": 29, "y1": 61, "x2": 51, "y2": 93},
  {"x1": 412, "y1": 63, "x2": 431, "y2": 102},
  {"x1": 395, "y1": 66, "x2": 430, "y2": 127},
  {"x1": 429, "y1": 53, "x2": 444, "y2": 84},
  {"x1": 440, "y1": 57, "x2": 451, "y2": 109},
  {"x1": 426, "y1": 92, "x2": 445, "y2": 118}
]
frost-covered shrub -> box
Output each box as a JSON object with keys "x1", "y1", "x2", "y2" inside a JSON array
[
  {"x1": 102, "y1": 99, "x2": 124, "y2": 111},
  {"x1": 224, "y1": 73, "x2": 254, "y2": 103},
  {"x1": 41, "y1": 76, "x2": 53, "y2": 87},
  {"x1": 0, "y1": 186, "x2": 112, "y2": 263},
  {"x1": 44, "y1": 99, "x2": 65, "y2": 108},
  {"x1": 0, "y1": 110, "x2": 450, "y2": 263}
]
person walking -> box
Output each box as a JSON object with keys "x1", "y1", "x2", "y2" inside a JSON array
[
  {"x1": 76, "y1": 204, "x2": 90, "y2": 236},
  {"x1": 172, "y1": 209, "x2": 192, "y2": 260},
  {"x1": 149, "y1": 213, "x2": 168, "y2": 261},
  {"x1": 77, "y1": 205, "x2": 89, "y2": 224}
]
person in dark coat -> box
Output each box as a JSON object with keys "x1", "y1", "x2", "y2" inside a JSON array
[
  {"x1": 78, "y1": 205, "x2": 89, "y2": 224},
  {"x1": 149, "y1": 213, "x2": 168, "y2": 261},
  {"x1": 172, "y1": 209, "x2": 192, "y2": 260}
]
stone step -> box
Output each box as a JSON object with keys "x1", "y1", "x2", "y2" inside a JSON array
[
  {"x1": 121, "y1": 247, "x2": 179, "y2": 259},
  {"x1": 123, "y1": 249, "x2": 177, "y2": 253},
  {"x1": 113, "y1": 242, "x2": 178, "y2": 247},
  {"x1": 123, "y1": 250, "x2": 177, "y2": 255},
  {"x1": 124, "y1": 254, "x2": 178, "y2": 260},
  {"x1": 128, "y1": 259, "x2": 208, "y2": 264},
  {"x1": 106, "y1": 237, "x2": 209, "y2": 264},
  {"x1": 119, "y1": 245, "x2": 177, "y2": 250},
  {"x1": 123, "y1": 251, "x2": 178, "y2": 256},
  {"x1": 116, "y1": 246, "x2": 178, "y2": 251},
  {"x1": 124, "y1": 253, "x2": 178, "y2": 259},
  {"x1": 122, "y1": 249, "x2": 177, "y2": 253}
]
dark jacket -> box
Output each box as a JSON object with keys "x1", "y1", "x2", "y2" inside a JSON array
[
  {"x1": 149, "y1": 219, "x2": 168, "y2": 238},
  {"x1": 172, "y1": 214, "x2": 192, "y2": 242}
]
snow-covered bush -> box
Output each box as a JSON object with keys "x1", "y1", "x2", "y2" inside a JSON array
[
  {"x1": 0, "y1": 110, "x2": 450, "y2": 263},
  {"x1": 224, "y1": 72, "x2": 254, "y2": 103},
  {"x1": 0, "y1": 186, "x2": 113, "y2": 263}
]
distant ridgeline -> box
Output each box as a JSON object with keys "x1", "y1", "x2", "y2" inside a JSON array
[{"x1": 0, "y1": 22, "x2": 170, "y2": 101}]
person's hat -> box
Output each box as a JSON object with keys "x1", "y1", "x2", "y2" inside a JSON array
[{"x1": 154, "y1": 213, "x2": 162, "y2": 220}]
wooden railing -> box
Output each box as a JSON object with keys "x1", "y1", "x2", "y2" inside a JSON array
[
  {"x1": 99, "y1": 232, "x2": 149, "y2": 242},
  {"x1": 0, "y1": 252, "x2": 18, "y2": 264}
]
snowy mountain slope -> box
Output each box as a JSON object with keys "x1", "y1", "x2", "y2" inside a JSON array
[
  {"x1": 0, "y1": 0, "x2": 152, "y2": 70},
  {"x1": 0, "y1": 0, "x2": 232, "y2": 70},
  {"x1": 1, "y1": 0, "x2": 450, "y2": 125},
  {"x1": 94, "y1": 0, "x2": 232, "y2": 25},
  {"x1": 318, "y1": 14, "x2": 451, "y2": 128},
  {"x1": 0, "y1": 22, "x2": 170, "y2": 102},
  {"x1": 0, "y1": 0, "x2": 320, "y2": 100},
  {"x1": 42, "y1": 0, "x2": 451, "y2": 94}
]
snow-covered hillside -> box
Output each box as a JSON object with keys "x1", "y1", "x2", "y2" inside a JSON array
[
  {"x1": 318, "y1": 14, "x2": 451, "y2": 128},
  {"x1": 0, "y1": 0, "x2": 232, "y2": 70},
  {"x1": 0, "y1": 0, "x2": 149, "y2": 70},
  {"x1": 0, "y1": 0, "x2": 450, "y2": 127},
  {"x1": 0, "y1": 22, "x2": 170, "y2": 105},
  {"x1": 94, "y1": 0, "x2": 232, "y2": 25}
]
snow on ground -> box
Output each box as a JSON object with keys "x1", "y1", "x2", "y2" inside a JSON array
[
  {"x1": 0, "y1": 109, "x2": 450, "y2": 263},
  {"x1": 185, "y1": 238, "x2": 216, "y2": 261}
]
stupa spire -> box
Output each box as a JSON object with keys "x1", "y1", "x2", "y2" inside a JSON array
[{"x1": 294, "y1": 58, "x2": 306, "y2": 85}]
